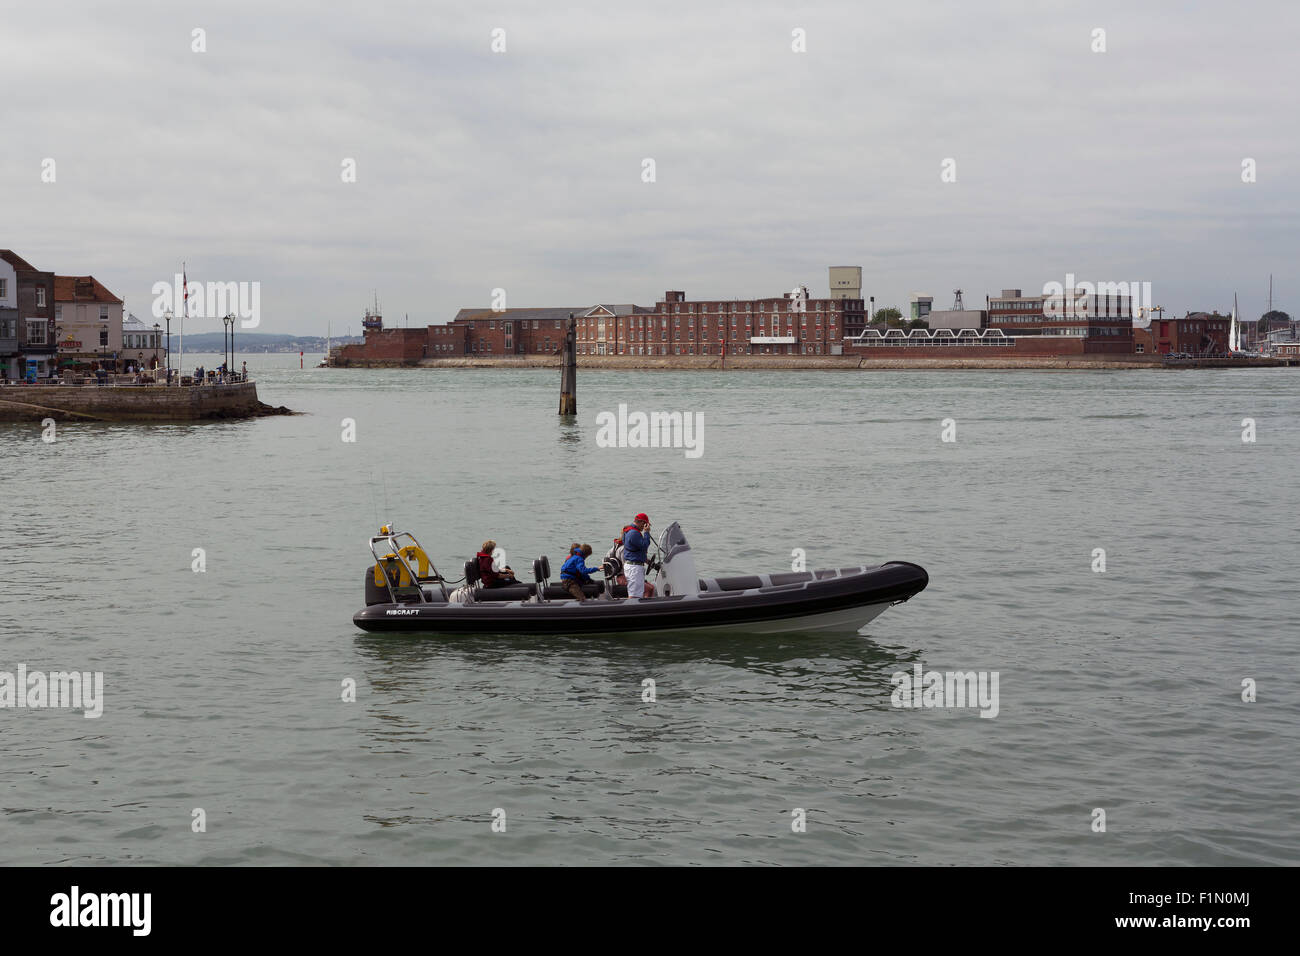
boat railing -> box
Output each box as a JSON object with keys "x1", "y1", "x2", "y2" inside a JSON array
[{"x1": 368, "y1": 530, "x2": 447, "y2": 603}]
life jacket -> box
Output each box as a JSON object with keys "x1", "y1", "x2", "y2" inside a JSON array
[{"x1": 476, "y1": 551, "x2": 499, "y2": 583}]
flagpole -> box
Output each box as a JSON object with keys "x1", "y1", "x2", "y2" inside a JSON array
[{"x1": 180, "y1": 261, "x2": 186, "y2": 381}]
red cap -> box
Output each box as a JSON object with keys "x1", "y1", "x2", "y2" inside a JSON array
[{"x1": 635, "y1": 513, "x2": 649, "y2": 522}]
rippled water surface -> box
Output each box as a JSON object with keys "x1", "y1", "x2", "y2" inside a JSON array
[{"x1": 2, "y1": 356, "x2": 1297, "y2": 865}]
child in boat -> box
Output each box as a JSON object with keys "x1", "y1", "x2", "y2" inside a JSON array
[{"x1": 560, "y1": 544, "x2": 602, "y2": 602}]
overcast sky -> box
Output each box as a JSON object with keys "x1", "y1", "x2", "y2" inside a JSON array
[{"x1": 2, "y1": 0, "x2": 1296, "y2": 336}]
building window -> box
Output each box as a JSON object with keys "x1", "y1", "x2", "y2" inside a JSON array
[
  {"x1": 55, "y1": 305, "x2": 63, "y2": 320},
  {"x1": 100, "y1": 330, "x2": 108, "y2": 346},
  {"x1": 100, "y1": 306, "x2": 108, "y2": 321},
  {"x1": 27, "y1": 319, "x2": 48, "y2": 345},
  {"x1": 0, "y1": 279, "x2": 6, "y2": 298},
  {"x1": 36, "y1": 287, "x2": 46, "y2": 308}
]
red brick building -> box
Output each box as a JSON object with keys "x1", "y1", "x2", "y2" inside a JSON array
[
  {"x1": 334, "y1": 290, "x2": 864, "y2": 364},
  {"x1": 450, "y1": 307, "x2": 579, "y2": 356},
  {"x1": 333, "y1": 306, "x2": 581, "y2": 364},
  {"x1": 987, "y1": 287, "x2": 1134, "y2": 353},
  {"x1": 578, "y1": 289, "x2": 862, "y2": 357},
  {"x1": 1148, "y1": 312, "x2": 1230, "y2": 356}
]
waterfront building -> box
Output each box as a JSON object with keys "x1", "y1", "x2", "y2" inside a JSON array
[
  {"x1": 829, "y1": 266, "x2": 862, "y2": 300},
  {"x1": 579, "y1": 288, "x2": 861, "y2": 357},
  {"x1": 54, "y1": 275, "x2": 124, "y2": 371},
  {"x1": 575, "y1": 304, "x2": 657, "y2": 356},
  {"x1": 333, "y1": 306, "x2": 584, "y2": 364},
  {"x1": 1149, "y1": 311, "x2": 1230, "y2": 355},
  {"x1": 0, "y1": 256, "x2": 15, "y2": 378},
  {"x1": 121, "y1": 313, "x2": 163, "y2": 369},
  {"x1": 910, "y1": 294, "x2": 934, "y2": 322},
  {"x1": 925, "y1": 309, "x2": 986, "y2": 331},
  {"x1": 1132, "y1": 327, "x2": 1153, "y2": 354},
  {"x1": 450, "y1": 307, "x2": 583, "y2": 356},
  {"x1": 1263, "y1": 324, "x2": 1298, "y2": 347},
  {"x1": 988, "y1": 286, "x2": 1134, "y2": 352},
  {"x1": 0, "y1": 250, "x2": 56, "y2": 380}
]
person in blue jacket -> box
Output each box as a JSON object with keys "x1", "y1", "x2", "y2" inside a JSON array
[
  {"x1": 560, "y1": 543, "x2": 602, "y2": 602},
  {"x1": 622, "y1": 513, "x2": 652, "y2": 598}
]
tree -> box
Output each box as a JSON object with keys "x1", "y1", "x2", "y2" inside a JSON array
[
  {"x1": 873, "y1": 306, "x2": 903, "y2": 326},
  {"x1": 1259, "y1": 309, "x2": 1291, "y2": 329},
  {"x1": 907, "y1": 318, "x2": 930, "y2": 330}
]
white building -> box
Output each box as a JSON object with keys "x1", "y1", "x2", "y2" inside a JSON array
[{"x1": 121, "y1": 313, "x2": 163, "y2": 370}]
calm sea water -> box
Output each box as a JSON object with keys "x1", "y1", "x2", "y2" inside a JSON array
[{"x1": 2, "y1": 353, "x2": 1297, "y2": 865}]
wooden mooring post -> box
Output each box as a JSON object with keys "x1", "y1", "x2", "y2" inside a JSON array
[{"x1": 559, "y1": 312, "x2": 577, "y2": 415}]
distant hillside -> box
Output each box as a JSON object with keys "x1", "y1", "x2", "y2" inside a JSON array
[{"x1": 175, "y1": 332, "x2": 362, "y2": 353}]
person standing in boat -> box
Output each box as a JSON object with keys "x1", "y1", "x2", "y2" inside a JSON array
[
  {"x1": 606, "y1": 524, "x2": 656, "y2": 598},
  {"x1": 623, "y1": 514, "x2": 652, "y2": 599},
  {"x1": 560, "y1": 543, "x2": 601, "y2": 602},
  {"x1": 476, "y1": 539, "x2": 520, "y2": 588}
]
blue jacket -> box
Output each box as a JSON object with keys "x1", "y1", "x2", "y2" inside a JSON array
[
  {"x1": 623, "y1": 528, "x2": 651, "y2": 563},
  {"x1": 560, "y1": 552, "x2": 601, "y2": 581}
]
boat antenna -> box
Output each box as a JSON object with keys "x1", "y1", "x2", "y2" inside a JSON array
[{"x1": 369, "y1": 477, "x2": 381, "y2": 531}]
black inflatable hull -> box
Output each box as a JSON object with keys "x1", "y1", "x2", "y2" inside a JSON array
[{"x1": 353, "y1": 562, "x2": 927, "y2": 635}]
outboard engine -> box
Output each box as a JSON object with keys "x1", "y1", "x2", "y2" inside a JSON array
[{"x1": 657, "y1": 522, "x2": 698, "y2": 597}]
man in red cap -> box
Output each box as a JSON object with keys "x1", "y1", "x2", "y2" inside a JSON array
[{"x1": 622, "y1": 513, "x2": 652, "y2": 599}]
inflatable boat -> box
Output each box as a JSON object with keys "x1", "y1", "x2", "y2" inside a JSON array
[{"x1": 353, "y1": 523, "x2": 927, "y2": 636}]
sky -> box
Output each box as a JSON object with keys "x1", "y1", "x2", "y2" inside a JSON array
[{"x1": 2, "y1": 0, "x2": 1296, "y2": 336}]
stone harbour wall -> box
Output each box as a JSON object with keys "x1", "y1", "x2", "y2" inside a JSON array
[{"x1": 0, "y1": 382, "x2": 264, "y2": 422}]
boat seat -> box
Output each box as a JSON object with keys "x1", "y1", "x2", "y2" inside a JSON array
[
  {"x1": 469, "y1": 581, "x2": 607, "y2": 601},
  {"x1": 544, "y1": 581, "x2": 604, "y2": 599},
  {"x1": 473, "y1": 584, "x2": 537, "y2": 601},
  {"x1": 768, "y1": 571, "x2": 818, "y2": 586},
  {"x1": 709, "y1": 574, "x2": 764, "y2": 592}
]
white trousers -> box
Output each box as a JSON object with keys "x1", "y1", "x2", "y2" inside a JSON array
[{"x1": 625, "y1": 562, "x2": 646, "y2": 599}]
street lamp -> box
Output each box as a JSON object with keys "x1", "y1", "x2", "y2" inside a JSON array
[
  {"x1": 153, "y1": 323, "x2": 160, "y2": 374},
  {"x1": 223, "y1": 314, "x2": 234, "y2": 380},
  {"x1": 164, "y1": 310, "x2": 173, "y2": 382}
]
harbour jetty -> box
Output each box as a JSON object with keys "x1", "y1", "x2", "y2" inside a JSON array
[{"x1": 0, "y1": 380, "x2": 290, "y2": 422}]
